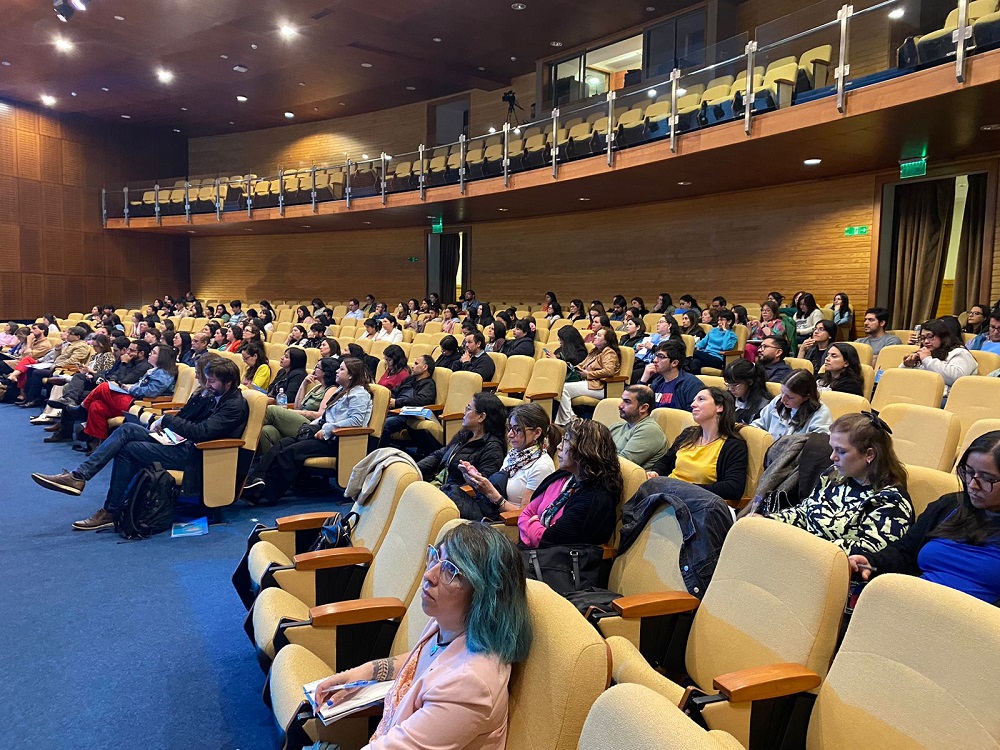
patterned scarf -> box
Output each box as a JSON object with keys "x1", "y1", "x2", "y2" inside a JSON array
[
  {"x1": 540, "y1": 477, "x2": 578, "y2": 527},
  {"x1": 370, "y1": 627, "x2": 437, "y2": 741},
  {"x1": 501, "y1": 443, "x2": 544, "y2": 477}
]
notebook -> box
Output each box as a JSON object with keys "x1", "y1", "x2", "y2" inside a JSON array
[
  {"x1": 399, "y1": 406, "x2": 434, "y2": 420},
  {"x1": 302, "y1": 679, "x2": 392, "y2": 725},
  {"x1": 149, "y1": 428, "x2": 187, "y2": 446}
]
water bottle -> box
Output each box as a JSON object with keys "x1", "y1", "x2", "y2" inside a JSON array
[{"x1": 276, "y1": 388, "x2": 287, "y2": 408}]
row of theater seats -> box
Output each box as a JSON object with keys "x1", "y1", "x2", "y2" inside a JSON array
[
  {"x1": 233, "y1": 438, "x2": 998, "y2": 749},
  {"x1": 898, "y1": 0, "x2": 1000, "y2": 67}
]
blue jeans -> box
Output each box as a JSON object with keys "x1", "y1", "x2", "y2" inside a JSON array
[
  {"x1": 691, "y1": 350, "x2": 725, "y2": 373},
  {"x1": 380, "y1": 414, "x2": 409, "y2": 447},
  {"x1": 75, "y1": 422, "x2": 190, "y2": 513}
]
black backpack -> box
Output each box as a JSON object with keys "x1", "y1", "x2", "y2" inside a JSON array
[{"x1": 114, "y1": 463, "x2": 179, "y2": 540}]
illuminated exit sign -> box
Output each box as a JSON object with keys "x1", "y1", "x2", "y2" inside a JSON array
[
  {"x1": 900, "y1": 158, "x2": 927, "y2": 179},
  {"x1": 844, "y1": 226, "x2": 869, "y2": 237}
]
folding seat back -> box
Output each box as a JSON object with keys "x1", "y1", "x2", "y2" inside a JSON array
[
  {"x1": 592, "y1": 398, "x2": 624, "y2": 428},
  {"x1": 644, "y1": 101, "x2": 672, "y2": 124},
  {"x1": 799, "y1": 44, "x2": 833, "y2": 88},
  {"x1": 525, "y1": 134, "x2": 547, "y2": 152},
  {"x1": 902, "y1": 464, "x2": 962, "y2": 517},
  {"x1": 870, "y1": 368, "x2": 945, "y2": 412},
  {"x1": 506, "y1": 580, "x2": 611, "y2": 750},
  {"x1": 956, "y1": 417, "x2": 1000, "y2": 462},
  {"x1": 739, "y1": 424, "x2": 774, "y2": 506},
  {"x1": 301, "y1": 384, "x2": 390, "y2": 487},
  {"x1": 873, "y1": 344, "x2": 915, "y2": 372},
  {"x1": 697, "y1": 374, "x2": 725, "y2": 389},
  {"x1": 495, "y1": 354, "x2": 534, "y2": 395},
  {"x1": 764, "y1": 55, "x2": 798, "y2": 74},
  {"x1": 880, "y1": 403, "x2": 961, "y2": 471},
  {"x1": 860, "y1": 364, "x2": 875, "y2": 400},
  {"x1": 969, "y1": 349, "x2": 1000, "y2": 374},
  {"x1": 760, "y1": 61, "x2": 799, "y2": 106},
  {"x1": 219, "y1": 350, "x2": 247, "y2": 377},
  {"x1": 785, "y1": 356, "x2": 814, "y2": 374},
  {"x1": 407, "y1": 371, "x2": 482, "y2": 447},
  {"x1": 807, "y1": 574, "x2": 1000, "y2": 750},
  {"x1": 676, "y1": 92, "x2": 703, "y2": 112},
  {"x1": 486, "y1": 351, "x2": 506, "y2": 385},
  {"x1": 943, "y1": 375, "x2": 1000, "y2": 436},
  {"x1": 850, "y1": 340, "x2": 873, "y2": 367},
  {"x1": 568, "y1": 122, "x2": 593, "y2": 142},
  {"x1": 484, "y1": 144, "x2": 503, "y2": 162},
  {"x1": 651, "y1": 407, "x2": 695, "y2": 447},
  {"x1": 701, "y1": 83, "x2": 732, "y2": 105},
  {"x1": 818, "y1": 391, "x2": 872, "y2": 421},
  {"x1": 521, "y1": 358, "x2": 568, "y2": 418},
  {"x1": 616, "y1": 109, "x2": 645, "y2": 129}
]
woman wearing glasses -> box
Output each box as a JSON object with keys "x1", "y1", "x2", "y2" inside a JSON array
[
  {"x1": 518, "y1": 418, "x2": 621, "y2": 549},
  {"x1": 761, "y1": 413, "x2": 913, "y2": 556},
  {"x1": 849, "y1": 430, "x2": 1000, "y2": 604},
  {"x1": 900, "y1": 317, "x2": 977, "y2": 398},
  {"x1": 307, "y1": 523, "x2": 532, "y2": 750},
  {"x1": 459, "y1": 403, "x2": 560, "y2": 520}
]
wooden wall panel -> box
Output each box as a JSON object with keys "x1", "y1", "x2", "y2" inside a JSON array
[
  {"x1": 0, "y1": 98, "x2": 190, "y2": 318},
  {"x1": 190, "y1": 227, "x2": 427, "y2": 303},
  {"x1": 993, "y1": 182, "x2": 1000, "y2": 304}
]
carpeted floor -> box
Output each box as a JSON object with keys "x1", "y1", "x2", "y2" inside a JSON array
[{"x1": 0, "y1": 405, "x2": 345, "y2": 750}]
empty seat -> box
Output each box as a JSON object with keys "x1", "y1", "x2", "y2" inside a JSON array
[
  {"x1": 798, "y1": 44, "x2": 833, "y2": 88},
  {"x1": 943, "y1": 375, "x2": 1000, "y2": 436},
  {"x1": 909, "y1": 0, "x2": 1000, "y2": 65},
  {"x1": 879, "y1": 403, "x2": 961, "y2": 471},
  {"x1": 870, "y1": 368, "x2": 945, "y2": 411}
]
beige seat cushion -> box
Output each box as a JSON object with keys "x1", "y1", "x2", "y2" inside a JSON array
[
  {"x1": 248, "y1": 540, "x2": 292, "y2": 587},
  {"x1": 252, "y1": 586, "x2": 311, "y2": 658}
]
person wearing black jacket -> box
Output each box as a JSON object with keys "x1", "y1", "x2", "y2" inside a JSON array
[
  {"x1": 500, "y1": 320, "x2": 537, "y2": 358},
  {"x1": 849, "y1": 430, "x2": 1000, "y2": 604},
  {"x1": 380, "y1": 356, "x2": 438, "y2": 447},
  {"x1": 416, "y1": 392, "x2": 507, "y2": 518},
  {"x1": 458, "y1": 330, "x2": 496, "y2": 382},
  {"x1": 266, "y1": 347, "x2": 308, "y2": 403},
  {"x1": 434, "y1": 335, "x2": 463, "y2": 372},
  {"x1": 32, "y1": 358, "x2": 250, "y2": 532}
]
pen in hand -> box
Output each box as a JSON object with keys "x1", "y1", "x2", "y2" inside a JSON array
[{"x1": 325, "y1": 679, "x2": 380, "y2": 705}]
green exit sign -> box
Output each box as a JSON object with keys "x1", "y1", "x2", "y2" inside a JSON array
[
  {"x1": 407, "y1": 256, "x2": 420, "y2": 263},
  {"x1": 431, "y1": 217, "x2": 443, "y2": 234},
  {"x1": 900, "y1": 158, "x2": 927, "y2": 179},
  {"x1": 844, "y1": 226, "x2": 869, "y2": 237}
]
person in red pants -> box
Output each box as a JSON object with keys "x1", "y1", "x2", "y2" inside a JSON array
[{"x1": 79, "y1": 344, "x2": 178, "y2": 450}]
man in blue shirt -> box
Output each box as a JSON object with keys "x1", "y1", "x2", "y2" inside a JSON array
[
  {"x1": 968, "y1": 312, "x2": 1000, "y2": 355},
  {"x1": 637, "y1": 339, "x2": 703, "y2": 412},
  {"x1": 343, "y1": 298, "x2": 365, "y2": 321}
]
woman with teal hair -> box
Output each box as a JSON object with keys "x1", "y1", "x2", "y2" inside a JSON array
[{"x1": 311, "y1": 522, "x2": 532, "y2": 749}]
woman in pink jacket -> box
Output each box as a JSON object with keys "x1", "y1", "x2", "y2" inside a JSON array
[{"x1": 311, "y1": 523, "x2": 533, "y2": 750}]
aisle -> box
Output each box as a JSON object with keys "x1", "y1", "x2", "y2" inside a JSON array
[{"x1": 0, "y1": 405, "x2": 338, "y2": 750}]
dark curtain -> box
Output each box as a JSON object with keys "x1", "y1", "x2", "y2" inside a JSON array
[
  {"x1": 952, "y1": 173, "x2": 988, "y2": 316},
  {"x1": 891, "y1": 179, "x2": 955, "y2": 329},
  {"x1": 438, "y1": 233, "x2": 461, "y2": 305}
]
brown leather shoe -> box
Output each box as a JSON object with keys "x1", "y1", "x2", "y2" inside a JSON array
[
  {"x1": 44, "y1": 423, "x2": 62, "y2": 432},
  {"x1": 72, "y1": 509, "x2": 114, "y2": 531},
  {"x1": 31, "y1": 470, "x2": 86, "y2": 496}
]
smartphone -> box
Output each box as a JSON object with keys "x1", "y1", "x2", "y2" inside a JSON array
[
  {"x1": 913, "y1": 324, "x2": 922, "y2": 337},
  {"x1": 542, "y1": 348, "x2": 550, "y2": 355}
]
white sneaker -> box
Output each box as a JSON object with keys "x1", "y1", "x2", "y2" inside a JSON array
[{"x1": 30, "y1": 414, "x2": 58, "y2": 425}]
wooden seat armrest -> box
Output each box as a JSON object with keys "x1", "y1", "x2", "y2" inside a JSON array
[
  {"x1": 497, "y1": 387, "x2": 525, "y2": 395},
  {"x1": 500, "y1": 510, "x2": 520, "y2": 526},
  {"x1": 309, "y1": 597, "x2": 407, "y2": 627},
  {"x1": 604, "y1": 375, "x2": 629, "y2": 384},
  {"x1": 276, "y1": 511, "x2": 338, "y2": 531},
  {"x1": 721, "y1": 349, "x2": 743, "y2": 357},
  {"x1": 483, "y1": 381, "x2": 499, "y2": 389},
  {"x1": 612, "y1": 591, "x2": 701, "y2": 618},
  {"x1": 266, "y1": 397, "x2": 276, "y2": 406},
  {"x1": 332, "y1": 427, "x2": 375, "y2": 437},
  {"x1": 194, "y1": 439, "x2": 246, "y2": 450},
  {"x1": 425, "y1": 403, "x2": 444, "y2": 413},
  {"x1": 440, "y1": 412, "x2": 465, "y2": 421},
  {"x1": 145, "y1": 396, "x2": 173, "y2": 404},
  {"x1": 163, "y1": 409, "x2": 181, "y2": 416},
  {"x1": 526, "y1": 392, "x2": 559, "y2": 400},
  {"x1": 602, "y1": 544, "x2": 616, "y2": 560},
  {"x1": 292, "y1": 546, "x2": 374, "y2": 570},
  {"x1": 712, "y1": 663, "x2": 821, "y2": 703},
  {"x1": 389, "y1": 408, "x2": 403, "y2": 414},
  {"x1": 143, "y1": 401, "x2": 186, "y2": 410}
]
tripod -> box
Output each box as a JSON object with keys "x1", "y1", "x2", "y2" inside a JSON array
[{"x1": 505, "y1": 96, "x2": 524, "y2": 127}]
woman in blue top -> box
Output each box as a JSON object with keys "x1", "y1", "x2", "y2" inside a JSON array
[
  {"x1": 245, "y1": 357, "x2": 374, "y2": 505},
  {"x1": 689, "y1": 309, "x2": 738, "y2": 373},
  {"x1": 850, "y1": 430, "x2": 1000, "y2": 604}
]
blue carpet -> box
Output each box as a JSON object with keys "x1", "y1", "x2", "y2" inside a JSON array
[{"x1": 0, "y1": 405, "x2": 346, "y2": 750}]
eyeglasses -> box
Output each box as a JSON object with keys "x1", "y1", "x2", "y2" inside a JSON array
[
  {"x1": 653, "y1": 353, "x2": 669, "y2": 361},
  {"x1": 426, "y1": 546, "x2": 463, "y2": 585},
  {"x1": 958, "y1": 466, "x2": 999, "y2": 491},
  {"x1": 507, "y1": 424, "x2": 524, "y2": 435}
]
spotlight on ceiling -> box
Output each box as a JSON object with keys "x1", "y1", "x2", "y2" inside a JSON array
[
  {"x1": 40, "y1": 94, "x2": 57, "y2": 107},
  {"x1": 156, "y1": 68, "x2": 174, "y2": 84},
  {"x1": 53, "y1": 0, "x2": 74, "y2": 22},
  {"x1": 279, "y1": 23, "x2": 297, "y2": 39},
  {"x1": 54, "y1": 37, "x2": 74, "y2": 53}
]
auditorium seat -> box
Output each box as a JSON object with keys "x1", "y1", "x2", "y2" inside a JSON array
[
  {"x1": 406, "y1": 370, "x2": 481, "y2": 449},
  {"x1": 879, "y1": 403, "x2": 961, "y2": 471},
  {"x1": 872, "y1": 343, "x2": 914, "y2": 372},
  {"x1": 943, "y1": 375, "x2": 1000, "y2": 436},
  {"x1": 969, "y1": 348, "x2": 1000, "y2": 374},
  {"x1": 497, "y1": 357, "x2": 566, "y2": 419},
  {"x1": 819, "y1": 391, "x2": 872, "y2": 421},
  {"x1": 904, "y1": 464, "x2": 963, "y2": 516},
  {"x1": 906, "y1": 0, "x2": 999, "y2": 66},
  {"x1": 465, "y1": 147, "x2": 486, "y2": 179},
  {"x1": 650, "y1": 407, "x2": 695, "y2": 447},
  {"x1": 797, "y1": 44, "x2": 833, "y2": 88},
  {"x1": 522, "y1": 133, "x2": 550, "y2": 168},
  {"x1": 973, "y1": 8, "x2": 1000, "y2": 50},
  {"x1": 615, "y1": 108, "x2": 647, "y2": 146},
  {"x1": 740, "y1": 425, "x2": 774, "y2": 505},
  {"x1": 567, "y1": 121, "x2": 599, "y2": 158},
  {"x1": 606, "y1": 517, "x2": 848, "y2": 748},
  {"x1": 870, "y1": 368, "x2": 945, "y2": 411},
  {"x1": 784, "y1": 356, "x2": 814, "y2": 373}
]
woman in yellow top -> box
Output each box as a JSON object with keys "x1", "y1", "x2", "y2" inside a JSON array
[
  {"x1": 647, "y1": 386, "x2": 749, "y2": 503},
  {"x1": 555, "y1": 326, "x2": 621, "y2": 426},
  {"x1": 240, "y1": 341, "x2": 272, "y2": 392}
]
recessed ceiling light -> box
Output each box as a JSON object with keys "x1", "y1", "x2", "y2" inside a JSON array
[
  {"x1": 550, "y1": 41, "x2": 563, "y2": 47},
  {"x1": 120, "y1": 114, "x2": 130, "y2": 119},
  {"x1": 236, "y1": 95, "x2": 248, "y2": 102},
  {"x1": 980, "y1": 123, "x2": 1000, "y2": 131},
  {"x1": 114, "y1": 15, "x2": 124, "y2": 21},
  {"x1": 301, "y1": 225, "x2": 311, "y2": 228},
  {"x1": 405, "y1": 85, "x2": 416, "y2": 91},
  {"x1": 426, "y1": 215, "x2": 435, "y2": 219},
  {"x1": 1, "y1": 61, "x2": 10, "y2": 66},
  {"x1": 362, "y1": 221, "x2": 372, "y2": 225},
  {"x1": 510, "y1": 56, "x2": 517, "y2": 61},
  {"x1": 362, "y1": 153, "x2": 370, "y2": 160},
  {"x1": 888, "y1": 7, "x2": 904, "y2": 18},
  {"x1": 180, "y1": 107, "x2": 187, "y2": 111},
  {"x1": 578, "y1": 197, "x2": 590, "y2": 201},
  {"x1": 647, "y1": 89, "x2": 657, "y2": 98},
  {"x1": 511, "y1": 2, "x2": 526, "y2": 9},
  {"x1": 250, "y1": 43, "x2": 258, "y2": 50},
  {"x1": 677, "y1": 180, "x2": 692, "y2": 186},
  {"x1": 498, "y1": 208, "x2": 509, "y2": 211},
  {"x1": 173, "y1": 128, "x2": 181, "y2": 133},
  {"x1": 488, "y1": 126, "x2": 496, "y2": 134},
  {"x1": 40, "y1": 94, "x2": 57, "y2": 107},
  {"x1": 279, "y1": 24, "x2": 297, "y2": 39},
  {"x1": 676, "y1": 87, "x2": 687, "y2": 96},
  {"x1": 361, "y1": 62, "x2": 373, "y2": 68},
  {"x1": 284, "y1": 111, "x2": 295, "y2": 119},
  {"x1": 187, "y1": 230, "x2": 196, "y2": 234},
  {"x1": 54, "y1": 37, "x2": 74, "y2": 53},
  {"x1": 156, "y1": 68, "x2": 174, "y2": 84},
  {"x1": 298, "y1": 81, "x2": 306, "y2": 86},
  {"x1": 433, "y1": 37, "x2": 442, "y2": 42},
  {"x1": 228, "y1": 120, "x2": 235, "y2": 125},
  {"x1": 803, "y1": 158, "x2": 822, "y2": 166},
  {"x1": 339, "y1": 102, "x2": 346, "y2": 106},
  {"x1": 313, "y1": 107, "x2": 319, "y2": 111},
  {"x1": 220, "y1": 54, "x2": 229, "y2": 60},
  {"x1": 233, "y1": 64, "x2": 248, "y2": 73},
  {"x1": 244, "y1": 228, "x2": 253, "y2": 232},
  {"x1": 646, "y1": 5, "x2": 656, "y2": 10},
  {"x1": 101, "y1": 87, "x2": 109, "y2": 92},
  {"x1": 513, "y1": 126, "x2": 521, "y2": 134}
]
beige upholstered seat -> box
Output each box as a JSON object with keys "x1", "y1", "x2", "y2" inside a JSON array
[
  {"x1": 873, "y1": 344, "x2": 915, "y2": 372},
  {"x1": 870, "y1": 368, "x2": 944, "y2": 412},
  {"x1": 248, "y1": 481, "x2": 459, "y2": 663},
  {"x1": 237, "y1": 461, "x2": 420, "y2": 608},
  {"x1": 818, "y1": 391, "x2": 872, "y2": 421},
  {"x1": 650, "y1": 407, "x2": 695, "y2": 447},
  {"x1": 903, "y1": 464, "x2": 962, "y2": 517},
  {"x1": 879, "y1": 403, "x2": 961, "y2": 471},
  {"x1": 943, "y1": 375, "x2": 1000, "y2": 437},
  {"x1": 498, "y1": 358, "x2": 567, "y2": 419},
  {"x1": 592, "y1": 397, "x2": 624, "y2": 428},
  {"x1": 785, "y1": 356, "x2": 814, "y2": 374},
  {"x1": 969, "y1": 349, "x2": 1000, "y2": 375},
  {"x1": 740, "y1": 424, "x2": 774, "y2": 506},
  {"x1": 956, "y1": 417, "x2": 1000, "y2": 464},
  {"x1": 572, "y1": 347, "x2": 634, "y2": 410},
  {"x1": 608, "y1": 518, "x2": 848, "y2": 748},
  {"x1": 406, "y1": 370, "x2": 481, "y2": 447},
  {"x1": 107, "y1": 362, "x2": 197, "y2": 432}
]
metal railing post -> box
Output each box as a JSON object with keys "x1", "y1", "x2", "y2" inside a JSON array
[
  {"x1": 606, "y1": 90, "x2": 616, "y2": 166},
  {"x1": 381, "y1": 153, "x2": 388, "y2": 205},
  {"x1": 215, "y1": 178, "x2": 222, "y2": 221},
  {"x1": 123, "y1": 186, "x2": 129, "y2": 226},
  {"x1": 101, "y1": 188, "x2": 107, "y2": 227},
  {"x1": 184, "y1": 181, "x2": 191, "y2": 222},
  {"x1": 311, "y1": 166, "x2": 318, "y2": 212},
  {"x1": 459, "y1": 135, "x2": 467, "y2": 194},
  {"x1": 955, "y1": 0, "x2": 971, "y2": 82},
  {"x1": 345, "y1": 160, "x2": 353, "y2": 208},
  {"x1": 669, "y1": 68, "x2": 681, "y2": 153},
  {"x1": 153, "y1": 183, "x2": 161, "y2": 224},
  {"x1": 835, "y1": 4, "x2": 853, "y2": 113},
  {"x1": 418, "y1": 145, "x2": 427, "y2": 200},
  {"x1": 280, "y1": 169, "x2": 288, "y2": 216},
  {"x1": 551, "y1": 107, "x2": 560, "y2": 178},
  {"x1": 743, "y1": 41, "x2": 757, "y2": 135},
  {"x1": 503, "y1": 123, "x2": 511, "y2": 187},
  {"x1": 247, "y1": 177, "x2": 253, "y2": 218}
]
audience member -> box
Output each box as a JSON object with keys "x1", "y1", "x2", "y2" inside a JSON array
[
  {"x1": 435, "y1": 335, "x2": 462, "y2": 371},
  {"x1": 257, "y1": 357, "x2": 340, "y2": 454},
  {"x1": 518, "y1": 418, "x2": 620, "y2": 548},
  {"x1": 228, "y1": 300, "x2": 247, "y2": 326},
  {"x1": 816, "y1": 342, "x2": 865, "y2": 395},
  {"x1": 359, "y1": 319, "x2": 379, "y2": 341},
  {"x1": 486, "y1": 320, "x2": 507, "y2": 353},
  {"x1": 793, "y1": 293, "x2": 824, "y2": 344},
  {"x1": 583, "y1": 314, "x2": 612, "y2": 344},
  {"x1": 901, "y1": 317, "x2": 977, "y2": 397},
  {"x1": 500, "y1": 320, "x2": 536, "y2": 357},
  {"x1": 618, "y1": 317, "x2": 645, "y2": 350},
  {"x1": 680, "y1": 310, "x2": 705, "y2": 340},
  {"x1": 765, "y1": 413, "x2": 912, "y2": 555},
  {"x1": 724, "y1": 359, "x2": 771, "y2": 424},
  {"x1": 171, "y1": 331, "x2": 193, "y2": 366},
  {"x1": 240, "y1": 342, "x2": 272, "y2": 391},
  {"x1": 745, "y1": 301, "x2": 787, "y2": 361},
  {"x1": 344, "y1": 298, "x2": 364, "y2": 321},
  {"x1": 441, "y1": 306, "x2": 459, "y2": 334},
  {"x1": 266, "y1": 347, "x2": 307, "y2": 403},
  {"x1": 607, "y1": 385, "x2": 668, "y2": 470},
  {"x1": 634, "y1": 315, "x2": 675, "y2": 369},
  {"x1": 459, "y1": 330, "x2": 496, "y2": 382},
  {"x1": 830, "y1": 292, "x2": 854, "y2": 330},
  {"x1": 555, "y1": 327, "x2": 621, "y2": 427},
  {"x1": 689, "y1": 310, "x2": 737, "y2": 373},
  {"x1": 648, "y1": 387, "x2": 749, "y2": 503},
  {"x1": 963, "y1": 304, "x2": 988, "y2": 335},
  {"x1": 711, "y1": 296, "x2": 728, "y2": 310},
  {"x1": 651, "y1": 293, "x2": 674, "y2": 317},
  {"x1": 798, "y1": 319, "x2": 837, "y2": 374},
  {"x1": 379, "y1": 355, "x2": 437, "y2": 445},
  {"x1": 377, "y1": 344, "x2": 411, "y2": 391},
  {"x1": 609, "y1": 295, "x2": 627, "y2": 322},
  {"x1": 849, "y1": 430, "x2": 1000, "y2": 604},
  {"x1": 967, "y1": 311, "x2": 1000, "y2": 354},
  {"x1": 752, "y1": 369, "x2": 833, "y2": 440},
  {"x1": 855, "y1": 306, "x2": 902, "y2": 362},
  {"x1": 756, "y1": 335, "x2": 794, "y2": 383},
  {"x1": 375, "y1": 315, "x2": 404, "y2": 343},
  {"x1": 636, "y1": 339, "x2": 702, "y2": 412},
  {"x1": 16, "y1": 326, "x2": 92, "y2": 408},
  {"x1": 630, "y1": 297, "x2": 648, "y2": 316}
]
